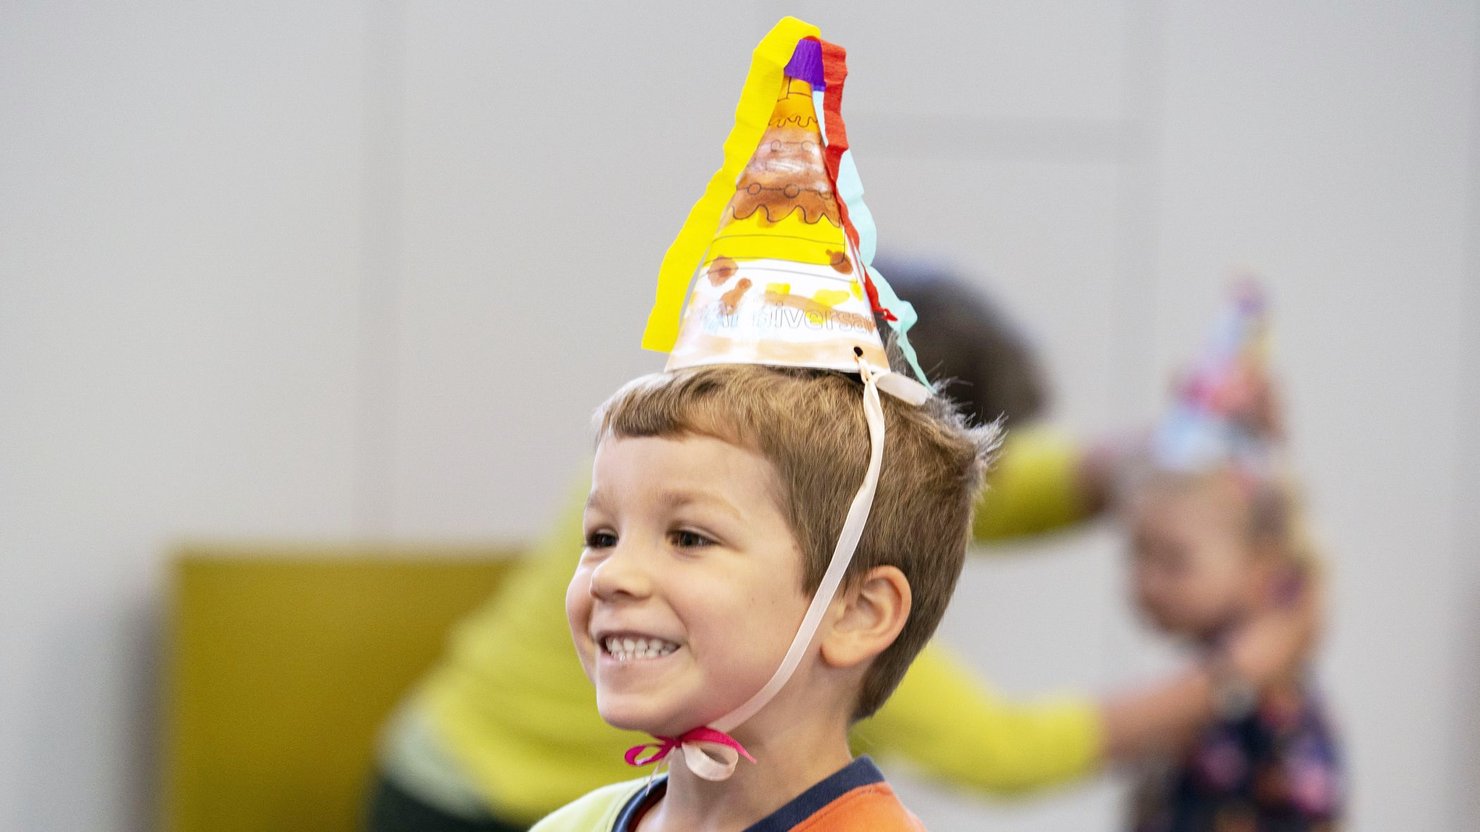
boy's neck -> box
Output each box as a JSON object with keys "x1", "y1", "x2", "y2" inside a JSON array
[{"x1": 638, "y1": 707, "x2": 854, "y2": 832}]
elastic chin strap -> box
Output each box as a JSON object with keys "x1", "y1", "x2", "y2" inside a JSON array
[{"x1": 625, "y1": 354, "x2": 890, "y2": 781}]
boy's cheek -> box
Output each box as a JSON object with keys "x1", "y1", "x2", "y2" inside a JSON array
[{"x1": 564, "y1": 569, "x2": 597, "y2": 671}]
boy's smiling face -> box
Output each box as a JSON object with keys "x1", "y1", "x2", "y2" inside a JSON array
[{"x1": 566, "y1": 433, "x2": 812, "y2": 737}]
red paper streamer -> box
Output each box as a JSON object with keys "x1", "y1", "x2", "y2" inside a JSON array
[{"x1": 818, "y1": 40, "x2": 895, "y2": 322}]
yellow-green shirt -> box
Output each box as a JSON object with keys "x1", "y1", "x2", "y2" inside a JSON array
[{"x1": 400, "y1": 426, "x2": 1103, "y2": 826}]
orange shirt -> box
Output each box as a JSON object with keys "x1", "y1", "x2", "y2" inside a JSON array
[
  {"x1": 788, "y1": 782, "x2": 924, "y2": 831},
  {"x1": 530, "y1": 757, "x2": 924, "y2": 831}
]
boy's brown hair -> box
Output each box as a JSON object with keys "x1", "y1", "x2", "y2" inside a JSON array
[{"x1": 596, "y1": 362, "x2": 997, "y2": 719}]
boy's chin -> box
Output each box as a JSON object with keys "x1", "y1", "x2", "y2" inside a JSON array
[
  {"x1": 597, "y1": 698, "x2": 691, "y2": 736},
  {"x1": 597, "y1": 694, "x2": 728, "y2": 738}
]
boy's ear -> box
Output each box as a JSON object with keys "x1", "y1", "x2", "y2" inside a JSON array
[{"x1": 820, "y1": 565, "x2": 911, "y2": 670}]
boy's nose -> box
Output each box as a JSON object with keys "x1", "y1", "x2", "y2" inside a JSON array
[{"x1": 589, "y1": 543, "x2": 654, "y2": 601}]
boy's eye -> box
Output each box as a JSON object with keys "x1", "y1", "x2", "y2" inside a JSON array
[
  {"x1": 585, "y1": 531, "x2": 617, "y2": 549},
  {"x1": 670, "y1": 529, "x2": 714, "y2": 549}
]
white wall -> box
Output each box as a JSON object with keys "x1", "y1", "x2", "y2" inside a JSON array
[{"x1": 2, "y1": 2, "x2": 1476, "y2": 830}]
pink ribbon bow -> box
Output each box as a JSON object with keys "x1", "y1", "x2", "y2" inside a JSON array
[{"x1": 624, "y1": 727, "x2": 756, "y2": 781}]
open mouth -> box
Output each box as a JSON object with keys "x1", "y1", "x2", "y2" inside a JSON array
[{"x1": 601, "y1": 634, "x2": 680, "y2": 662}]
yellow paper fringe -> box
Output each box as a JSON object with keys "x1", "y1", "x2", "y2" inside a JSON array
[{"x1": 640, "y1": 16, "x2": 821, "y2": 353}]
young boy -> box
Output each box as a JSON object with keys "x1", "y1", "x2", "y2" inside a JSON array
[
  {"x1": 532, "y1": 17, "x2": 996, "y2": 831},
  {"x1": 542, "y1": 364, "x2": 992, "y2": 830}
]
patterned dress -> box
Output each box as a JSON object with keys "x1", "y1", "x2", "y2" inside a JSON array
[{"x1": 1131, "y1": 682, "x2": 1343, "y2": 832}]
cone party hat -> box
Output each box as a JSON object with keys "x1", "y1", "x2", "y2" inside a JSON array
[
  {"x1": 1153, "y1": 278, "x2": 1274, "y2": 475},
  {"x1": 642, "y1": 17, "x2": 930, "y2": 404},
  {"x1": 616, "y1": 17, "x2": 934, "y2": 783}
]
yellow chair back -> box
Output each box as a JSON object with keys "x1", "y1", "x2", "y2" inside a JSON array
[{"x1": 164, "y1": 546, "x2": 517, "y2": 832}]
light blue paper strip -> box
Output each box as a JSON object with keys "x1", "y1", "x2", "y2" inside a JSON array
[
  {"x1": 866, "y1": 264, "x2": 934, "y2": 392},
  {"x1": 816, "y1": 93, "x2": 935, "y2": 392}
]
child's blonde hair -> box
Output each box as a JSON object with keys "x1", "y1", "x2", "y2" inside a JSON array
[
  {"x1": 1135, "y1": 465, "x2": 1324, "y2": 578},
  {"x1": 596, "y1": 363, "x2": 998, "y2": 719}
]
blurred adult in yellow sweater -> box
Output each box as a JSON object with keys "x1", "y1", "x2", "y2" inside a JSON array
[{"x1": 364, "y1": 261, "x2": 1310, "y2": 832}]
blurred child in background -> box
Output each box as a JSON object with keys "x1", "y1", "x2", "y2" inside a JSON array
[{"x1": 1123, "y1": 284, "x2": 1342, "y2": 832}]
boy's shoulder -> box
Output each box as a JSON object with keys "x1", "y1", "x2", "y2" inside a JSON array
[
  {"x1": 750, "y1": 757, "x2": 925, "y2": 832},
  {"x1": 529, "y1": 777, "x2": 652, "y2": 832},
  {"x1": 783, "y1": 780, "x2": 924, "y2": 831}
]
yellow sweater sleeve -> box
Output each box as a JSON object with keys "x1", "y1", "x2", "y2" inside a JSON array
[
  {"x1": 973, "y1": 425, "x2": 1089, "y2": 542},
  {"x1": 854, "y1": 643, "x2": 1105, "y2": 794},
  {"x1": 528, "y1": 779, "x2": 646, "y2": 832}
]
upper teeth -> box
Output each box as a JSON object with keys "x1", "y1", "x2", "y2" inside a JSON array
[{"x1": 604, "y1": 636, "x2": 678, "y2": 661}]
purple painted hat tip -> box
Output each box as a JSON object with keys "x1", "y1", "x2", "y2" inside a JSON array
[{"x1": 784, "y1": 38, "x2": 825, "y2": 89}]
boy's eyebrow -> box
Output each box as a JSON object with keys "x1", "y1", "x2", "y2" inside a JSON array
[
  {"x1": 657, "y1": 489, "x2": 744, "y2": 523},
  {"x1": 583, "y1": 489, "x2": 744, "y2": 523}
]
